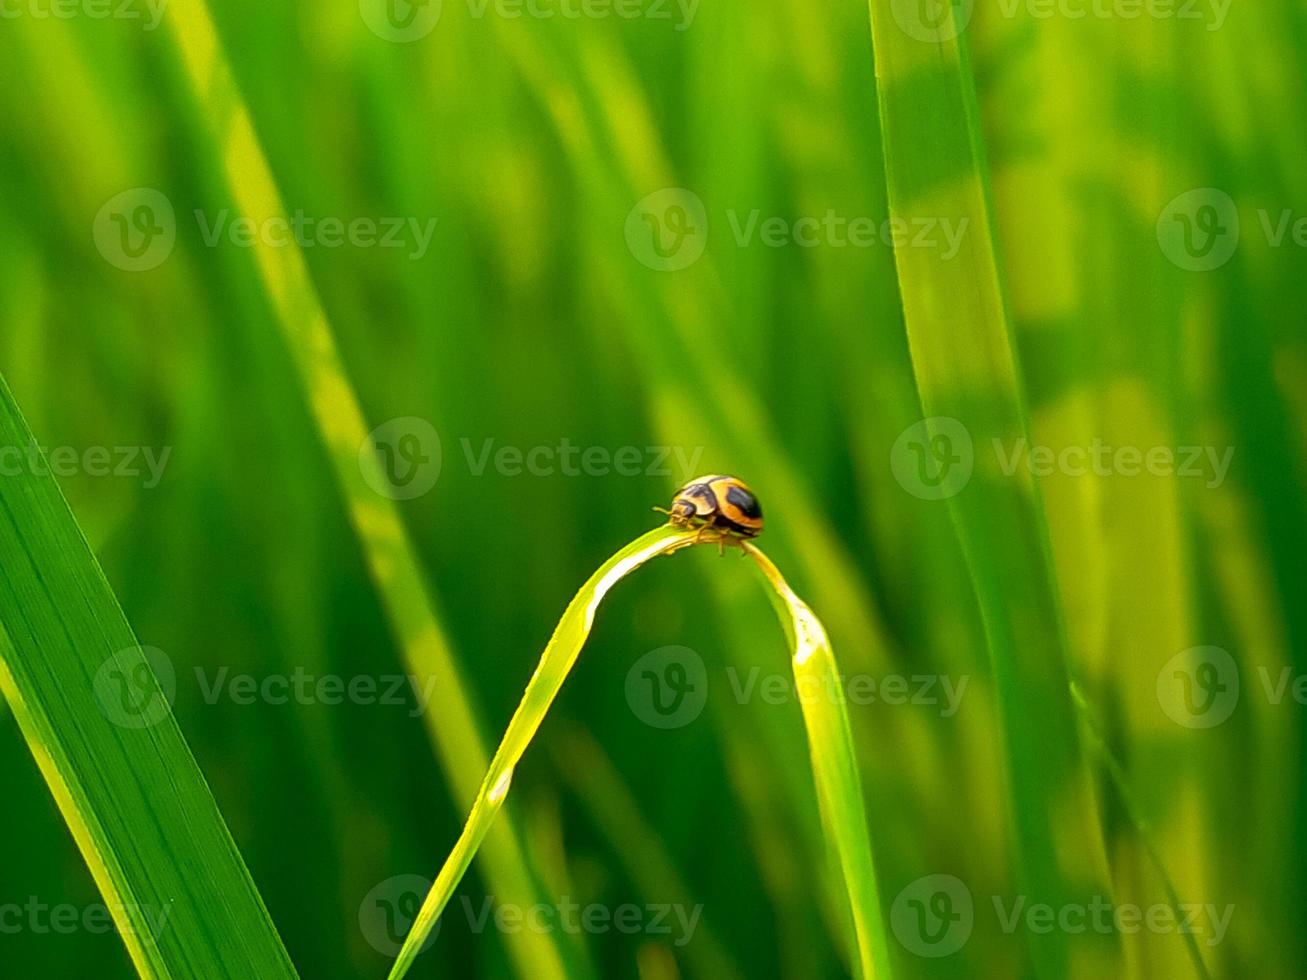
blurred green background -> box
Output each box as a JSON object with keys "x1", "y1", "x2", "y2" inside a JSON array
[{"x1": 1, "y1": 0, "x2": 1305, "y2": 978}]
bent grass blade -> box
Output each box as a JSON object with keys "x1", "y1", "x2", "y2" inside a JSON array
[
  {"x1": 391, "y1": 527, "x2": 890, "y2": 980},
  {"x1": 745, "y1": 543, "x2": 891, "y2": 980},
  {"x1": 387, "y1": 525, "x2": 697, "y2": 980},
  {"x1": 862, "y1": 0, "x2": 1118, "y2": 974}
]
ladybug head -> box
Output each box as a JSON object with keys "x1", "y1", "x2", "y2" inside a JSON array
[{"x1": 669, "y1": 497, "x2": 697, "y2": 520}]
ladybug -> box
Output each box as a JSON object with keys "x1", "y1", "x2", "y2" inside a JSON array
[{"x1": 658, "y1": 475, "x2": 764, "y2": 546}]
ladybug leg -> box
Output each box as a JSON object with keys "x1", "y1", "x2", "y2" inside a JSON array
[{"x1": 693, "y1": 524, "x2": 723, "y2": 549}]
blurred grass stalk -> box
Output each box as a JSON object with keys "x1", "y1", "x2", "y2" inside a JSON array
[
  {"x1": 160, "y1": 2, "x2": 582, "y2": 977},
  {"x1": 862, "y1": 0, "x2": 1122, "y2": 974}
]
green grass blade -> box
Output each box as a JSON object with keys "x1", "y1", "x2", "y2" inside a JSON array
[
  {"x1": 388, "y1": 525, "x2": 698, "y2": 980},
  {"x1": 0, "y1": 374, "x2": 298, "y2": 980},
  {"x1": 746, "y1": 543, "x2": 891, "y2": 980},
  {"x1": 861, "y1": 1, "x2": 1119, "y2": 974}
]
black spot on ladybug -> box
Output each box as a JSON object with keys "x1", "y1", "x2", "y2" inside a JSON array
[{"x1": 726, "y1": 484, "x2": 762, "y2": 519}]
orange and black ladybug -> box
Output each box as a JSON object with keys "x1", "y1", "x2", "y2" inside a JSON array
[{"x1": 659, "y1": 475, "x2": 764, "y2": 543}]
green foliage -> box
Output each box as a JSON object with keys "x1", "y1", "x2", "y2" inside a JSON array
[{"x1": 0, "y1": 0, "x2": 1303, "y2": 978}]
